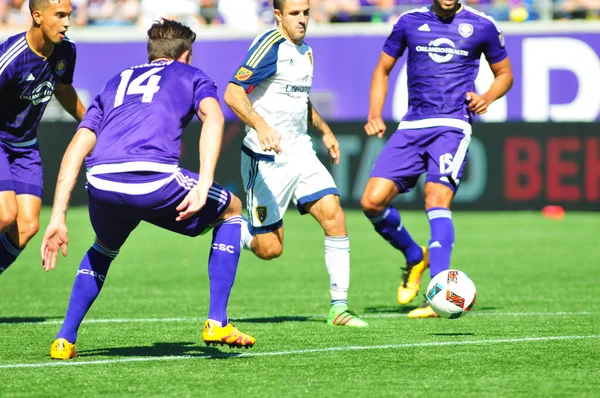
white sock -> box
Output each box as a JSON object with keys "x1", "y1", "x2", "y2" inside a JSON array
[
  {"x1": 325, "y1": 236, "x2": 350, "y2": 306},
  {"x1": 240, "y1": 217, "x2": 253, "y2": 250}
]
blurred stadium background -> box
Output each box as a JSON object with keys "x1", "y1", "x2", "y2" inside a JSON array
[
  {"x1": 1, "y1": 0, "x2": 598, "y2": 211},
  {"x1": 1, "y1": 0, "x2": 599, "y2": 27}
]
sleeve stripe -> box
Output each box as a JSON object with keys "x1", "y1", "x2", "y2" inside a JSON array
[
  {"x1": 246, "y1": 30, "x2": 280, "y2": 66},
  {"x1": 0, "y1": 42, "x2": 27, "y2": 77},
  {"x1": 0, "y1": 37, "x2": 26, "y2": 69},
  {"x1": 247, "y1": 32, "x2": 283, "y2": 68}
]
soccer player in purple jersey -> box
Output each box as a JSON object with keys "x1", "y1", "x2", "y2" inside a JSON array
[
  {"x1": 0, "y1": 0, "x2": 86, "y2": 278},
  {"x1": 362, "y1": 0, "x2": 513, "y2": 317},
  {"x1": 40, "y1": 19, "x2": 256, "y2": 360}
]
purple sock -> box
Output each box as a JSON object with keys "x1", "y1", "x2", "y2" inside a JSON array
[
  {"x1": 367, "y1": 207, "x2": 423, "y2": 265},
  {"x1": 207, "y1": 216, "x2": 241, "y2": 325},
  {"x1": 427, "y1": 207, "x2": 455, "y2": 278},
  {"x1": 56, "y1": 242, "x2": 117, "y2": 343},
  {"x1": 0, "y1": 232, "x2": 22, "y2": 275}
]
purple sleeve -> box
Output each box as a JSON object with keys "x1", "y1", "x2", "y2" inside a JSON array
[
  {"x1": 61, "y1": 42, "x2": 76, "y2": 85},
  {"x1": 193, "y1": 69, "x2": 219, "y2": 112},
  {"x1": 481, "y1": 20, "x2": 507, "y2": 65},
  {"x1": 78, "y1": 93, "x2": 103, "y2": 134},
  {"x1": 0, "y1": 63, "x2": 14, "y2": 90},
  {"x1": 382, "y1": 16, "x2": 407, "y2": 59}
]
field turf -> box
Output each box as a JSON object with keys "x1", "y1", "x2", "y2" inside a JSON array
[{"x1": 1, "y1": 209, "x2": 598, "y2": 397}]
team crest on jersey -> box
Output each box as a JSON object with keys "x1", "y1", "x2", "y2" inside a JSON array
[
  {"x1": 458, "y1": 23, "x2": 473, "y2": 38},
  {"x1": 498, "y1": 33, "x2": 505, "y2": 48},
  {"x1": 55, "y1": 60, "x2": 66, "y2": 76},
  {"x1": 19, "y1": 81, "x2": 54, "y2": 105},
  {"x1": 255, "y1": 206, "x2": 267, "y2": 223},
  {"x1": 307, "y1": 51, "x2": 313, "y2": 67},
  {"x1": 235, "y1": 67, "x2": 253, "y2": 81}
]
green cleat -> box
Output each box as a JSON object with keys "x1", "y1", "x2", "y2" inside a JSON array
[{"x1": 327, "y1": 304, "x2": 369, "y2": 327}]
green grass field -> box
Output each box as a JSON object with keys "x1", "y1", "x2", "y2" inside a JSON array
[{"x1": 1, "y1": 209, "x2": 599, "y2": 397}]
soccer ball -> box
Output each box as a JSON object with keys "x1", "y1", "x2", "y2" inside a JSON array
[{"x1": 425, "y1": 269, "x2": 476, "y2": 319}]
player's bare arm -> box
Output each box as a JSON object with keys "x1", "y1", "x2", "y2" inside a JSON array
[
  {"x1": 54, "y1": 82, "x2": 86, "y2": 122},
  {"x1": 466, "y1": 57, "x2": 513, "y2": 115},
  {"x1": 224, "y1": 82, "x2": 282, "y2": 154},
  {"x1": 41, "y1": 127, "x2": 96, "y2": 271},
  {"x1": 308, "y1": 99, "x2": 339, "y2": 165},
  {"x1": 365, "y1": 51, "x2": 398, "y2": 138},
  {"x1": 176, "y1": 97, "x2": 224, "y2": 222}
]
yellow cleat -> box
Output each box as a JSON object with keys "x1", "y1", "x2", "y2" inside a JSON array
[
  {"x1": 407, "y1": 300, "x2": 439, "y2": 319},
  {"x1": 50, "y1": 338, "x2": 77, "y2": 360},
  {"x1": 397, "y1": 246, "x2": 429, "y2": 305},
  {"x1": 202, "y1": 320, "x2": 256, "y2": 349}
]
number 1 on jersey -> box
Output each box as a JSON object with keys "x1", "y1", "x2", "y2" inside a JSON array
[{"x1": 114, "y1": 67, "x2": 164, "y2": 107}]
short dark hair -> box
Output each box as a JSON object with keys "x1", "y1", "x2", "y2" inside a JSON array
[
  {"x1": 29, "y1": 0, "x2": 55, "y2": 14},
  {"x1": 147, "y1": 19, "x2": 196, "y2": 62},
  {"x1": 273, "y1": 0, "x2": 285, "y2": 12}
]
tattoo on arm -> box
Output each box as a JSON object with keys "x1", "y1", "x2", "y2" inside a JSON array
[
  {"x1": 241, "y1": 98, "x2": 255, "y2": 117},
  {"x1": 312, "y1": 112, "x2": 324, "y2": 130},
  {"x1": 308, "y1": 101, "x2": 326, "y2": 131}
]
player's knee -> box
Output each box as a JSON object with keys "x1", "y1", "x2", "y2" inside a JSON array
[
  {"x1": 20, "y1": 219, "x2": 40, "y2": 244},
  {"x1": 220, "y1": 194, "x2": 242, "y2": 220},
  {"x1": 360, "y1": 192, "x2": 386, "y2": 215},
  {"x1": 256, "y1": 244, "x2": 283, "y2": 260},
  {"x1": 253, "y1": 235, "x2": 283, "y2": 260},
  {"x1": 0, "y1": 210, "x2": 17, "y2": 233}
]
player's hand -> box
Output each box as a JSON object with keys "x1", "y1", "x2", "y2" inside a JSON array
[
  {"x1": 364, "y1": 117, "x2": 387, "y2": 138},
  {"x1": 322, "y1": 132, "x2": 340, "y2": 165},
  {"x1": 176, "y1": 184, "x2": 209, "y2": 221},
  {"x1": 466, "y1": 92, "x2": 488, "y2": 115},
  {"x1": 257, "y1": 126, "x2": 282, "y2": 154},
  {"x1": 41, "y1": 220, "x2": 69, "y2": 272}
]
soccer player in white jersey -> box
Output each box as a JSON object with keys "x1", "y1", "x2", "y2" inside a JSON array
[{"x1": 224, "y1": 0, "x2": 368, "y2": 327}]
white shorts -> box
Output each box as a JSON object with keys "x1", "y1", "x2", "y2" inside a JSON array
[{"x1": 241, "y1": 146, "x2": 338, "y2": 233}]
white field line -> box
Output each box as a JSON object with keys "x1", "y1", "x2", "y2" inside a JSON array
[
  {"x1": 0, "y1": 311, "x2": 593, "y2": 326},
  {"x1": 0, "y1": 335, "x2": 598, "y2": 370}
]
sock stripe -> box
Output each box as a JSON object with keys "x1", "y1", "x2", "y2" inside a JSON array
[
  {"x1": 213, "y1": 216, "x2": 243, "y2": 228},
  {"x1": 427, "y1": 209, "x2": 452, "y2": 220},
  {"x1": 325, "y1": 236, "x2": 350, "y2": 252},
  {"x1": 0, "y1": 233, "x2": 21, "y2": 256},
  {"x1": 91, "y1": 242, "x2": 119, "y2": 258},
  {"x1": 331, "y1": 299, "x2": 348, "y2": 306},
  {"x1": 367, "y1": 208, "x2": 391, "y2": 224}
]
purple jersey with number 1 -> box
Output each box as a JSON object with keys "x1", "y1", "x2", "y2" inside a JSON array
[
  {"x1": 80, "y1": 60, "x2": 230, "y2": 248},
  {"x1": 371, "y1": 5, "x2": 508, "y2": 193}
]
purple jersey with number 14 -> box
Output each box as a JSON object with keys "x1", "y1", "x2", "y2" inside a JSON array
[
  {"x1": 80, "y1": 60, "x2": 228, "y2": 247},
  {"x1": 81, "y1": 60, "x2": 218, "y2": 168}
]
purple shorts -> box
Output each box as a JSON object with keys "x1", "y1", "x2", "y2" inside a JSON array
[
  {"x1": 371, "y1": 124, "x2": 471, "y2": 193},
  {"x1": 0, "y1": 141, "x2": 43, "y2": 198},
  {"x1": 87, "y1": 168, "x2": 231, "y2": 249}
]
